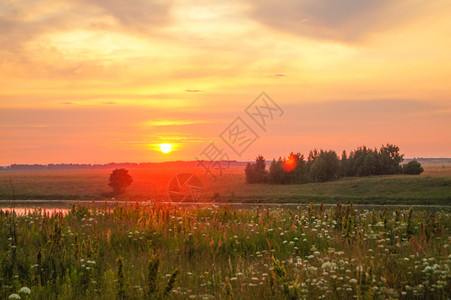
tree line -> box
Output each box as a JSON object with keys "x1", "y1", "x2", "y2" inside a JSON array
[
  {"x1": 1, "y1": 161, "x2": 247, "y2": 171},
  {"x1": 245, "y1": 144, "x2": 424, "y2": 184}
]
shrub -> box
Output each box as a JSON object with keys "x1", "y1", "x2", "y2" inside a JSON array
[
  {"x1": 108, "y1": 169, "x2": 133, "y2": 195},
  {"x1": 403, "y1": 160, "x2": 424, "y2": 175}
]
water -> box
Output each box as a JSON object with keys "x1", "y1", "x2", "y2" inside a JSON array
[{"x1": 0, "y1": 207, "x2": 70, "y2": 215}]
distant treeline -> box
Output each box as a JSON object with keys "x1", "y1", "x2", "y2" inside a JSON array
[
  {"x1": 245, "y1": 144, "x2": 424, "y2": 184},
  {"x1": 1, "y1": 161, "x2": 246, "y2": 171}
]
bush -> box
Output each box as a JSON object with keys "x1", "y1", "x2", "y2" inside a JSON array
[
  {"x1": 108, "y1": 168, "x2": 133, "y2": 195},
  {"x1": 403, "y1": 160, "x2": 424, "y2": 175}
]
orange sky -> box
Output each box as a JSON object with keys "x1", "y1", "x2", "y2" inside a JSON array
[{"x1": 1, "y1": 0, "x2": 450, "y2": 164}]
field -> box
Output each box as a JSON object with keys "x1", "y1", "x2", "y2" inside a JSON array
[
  {"x1": 0, "y1": 162, "x2": 450, "y2": 205},
  {"x1": 1, "y1": 162, "x2": 450, "y2": 299},
  {"x1": 1, "y1": 203, "x2": 450, "y2": 299}
]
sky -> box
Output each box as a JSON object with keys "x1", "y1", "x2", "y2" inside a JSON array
[{"x1": 0, "y1": 0, "x2": 450, "y2": 164}]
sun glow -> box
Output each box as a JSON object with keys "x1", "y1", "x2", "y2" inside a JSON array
[{"x1": 159, "y1": 143, "x2": 172, "y2": 153}]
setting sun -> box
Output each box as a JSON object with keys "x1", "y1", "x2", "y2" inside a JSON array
[{"x1": 159, "y1": 143, "x2": 172, "y2": 154}]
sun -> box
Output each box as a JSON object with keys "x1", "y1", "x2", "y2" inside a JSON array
[{"x1": 159, "y1": 143, "x2": 172, "y2": 153}]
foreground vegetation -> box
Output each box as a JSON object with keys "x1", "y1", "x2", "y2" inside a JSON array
[
  {"x1": 0, "y1": 204, "x2": 450, "y2": 299},
  {"x1": 0, "y1": 163, "x2": 450, "y2": 204}
]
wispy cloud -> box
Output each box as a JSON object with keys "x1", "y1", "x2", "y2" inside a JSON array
[
  {"x1": 267, "y1": 74, "x2": 286, "y2": 78},
  {"x1": 0, "y1": 0, "x2": 173, "y2": 51},
  {"x1": 78, "y1": 0, "x2": 173, "y2": 31},
  {"x1": 247, "y1": 0, "x2": 439, "y2": 42}
]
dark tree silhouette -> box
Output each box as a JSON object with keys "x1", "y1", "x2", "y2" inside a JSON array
[
  {"x1": 250, "y1": 143, "x2": 407, "y2": 185},
  {"x1": 108, "y1": 168, "x2": 133, "y2": 195},
  {"x1": 309, "y1": 150, "x2": 340, "y2": 182},
  {"x1": 245, "y1": 155, "x2": 267, "y2": 183},
  {"x1": 378, "y1": 144, "x2": 404, "y2": 174},
  {"x1": 268, "y1": 158, "x2": 285, "y2": 184}
]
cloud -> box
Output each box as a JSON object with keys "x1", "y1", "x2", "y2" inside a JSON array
[
  {"x1": 0, "y1": 0, "x2": 173, "y2": 53},
  {"x1": 279, "y1": 99, "x2": 451, "y2": 135},
  {"x1": 267, "y1": 74, "x2": 286, "y2": 78},
  {"x1": 185, "y1": 89, "x2": 202, "y2": 92},
  {"x1": 80, "y1": 0, "x2": 172, "y2": 30},
  {"x1": 247, "y1": 0, "x2": 431, "y2": 42}
]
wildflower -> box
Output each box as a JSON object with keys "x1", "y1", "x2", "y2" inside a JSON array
[
  {"x1": 321, "y1": 262, "x2": 336, "y2": 270},
  {"x1": 8, "y1": 294, "x2": 21, "y2": 300}
]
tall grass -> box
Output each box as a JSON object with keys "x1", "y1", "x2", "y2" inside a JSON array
[{"x1": 0, "y1": 203, "x2": 450, "y2": 299}]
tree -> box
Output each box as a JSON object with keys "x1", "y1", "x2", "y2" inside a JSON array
[
  {"x1": 351, "y1": 146, "x2": 369, "y2": 176},
  {"x1": 245, "y1": 155, "x2": 267, "y2": 183},
  {"x1": 362, "y1": 148, "x2": 379, "y2": 176},
  {"x1": 403, "y1": 160, "x2": 424, "y2": 175},
  {"x1": 378, "y1": 144, "x2": 403, "y2": 174},
  {"x1": 108, "y1": 168, "x2": 133, "y2": 195},
  {"x1": 340, "y1": 150, "x2": 354, "y2": 177},
  {"x1": 269, "y1": 158, "x2": 285, "y2": 184},
  {"x1": 283, "y1": 152, "x2": 305, "y2": 184},
  {"x1": 308, "y1": 150, "x2": 340, "y2": 182}
]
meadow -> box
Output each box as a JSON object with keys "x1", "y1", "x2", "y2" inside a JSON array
[
  {"x1": 0, "y1": 162, "x2": 450, "y2": 205},
  {"x1": 0, "y1": 203, "x2": 450, "y2": 299}
]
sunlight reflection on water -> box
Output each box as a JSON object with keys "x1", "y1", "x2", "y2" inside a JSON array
[{"x1": 0, "y1": 207, "x2": 70, "y2": 215}]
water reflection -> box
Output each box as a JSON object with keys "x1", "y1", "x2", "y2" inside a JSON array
[{"x1": 0, "y1": 207, "x2": 70, "y2": 215}]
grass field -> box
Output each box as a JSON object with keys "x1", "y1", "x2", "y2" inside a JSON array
[
  {"x1": 1, "y1": 203, "x2": 450, "y2": 299},
  {"x1": 0, "y1": 162, "x2": 450, "y2": 205}
]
